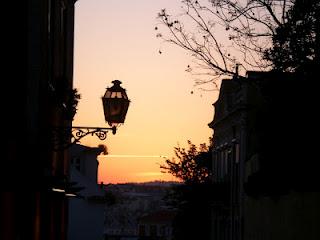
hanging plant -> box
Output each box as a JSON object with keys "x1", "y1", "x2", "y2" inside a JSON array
[{"x1": 63, "y1": 88, "x2": 81, "y2": 120}]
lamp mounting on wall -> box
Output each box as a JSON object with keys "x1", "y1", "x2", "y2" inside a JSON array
[{"x1": 52, "y1": 80, "x2": 130, "y2": 151}]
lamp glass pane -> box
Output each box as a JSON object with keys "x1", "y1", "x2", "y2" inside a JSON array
[{"x1": 105, "y1": 91, "x2": 111, "y2": 98}]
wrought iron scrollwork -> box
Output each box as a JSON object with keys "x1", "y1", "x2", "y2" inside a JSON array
[
  {"x1": 51, "y1": 126, "x2": 116, "y2": 151},
  {"x1": 71, "y1": 127, "x2": 109, "y2": 142}
]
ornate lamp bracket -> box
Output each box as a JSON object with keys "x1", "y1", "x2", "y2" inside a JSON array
[{"x1": 51, "y1": 126, "x2": 116, "y2": 151}]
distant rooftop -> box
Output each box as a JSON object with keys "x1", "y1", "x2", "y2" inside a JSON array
[{"x1": 138, "y1": 210, "x2": 177, "y2": 224}]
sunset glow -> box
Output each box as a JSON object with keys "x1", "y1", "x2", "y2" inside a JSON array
[
  {"x1": 103, "y1": 155, "x2": 168, "y2": 158},
  {"x1": 73, "y1": 0, "x2": 219, "y2": 183}
]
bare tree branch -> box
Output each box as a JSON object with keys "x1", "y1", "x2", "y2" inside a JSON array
[{"x1": 156, "y1": 0, "x2": 293, "y2": 88}]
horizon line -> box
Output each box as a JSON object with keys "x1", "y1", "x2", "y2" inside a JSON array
[{"x1": 99, "y1": 155, "x2": 168, "y2": 158}]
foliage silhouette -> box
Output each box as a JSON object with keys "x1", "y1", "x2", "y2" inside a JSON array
[
  {"x1": 161, "y1": 140, "x2": 214, "y2": 240},
  {"x1": 160, "y1": 140, "x2": 212, "y2": 184},
  {"x1": 155, "y1": 0, "x2": 295, "y2": 88},
  {"x1": 264, "y1": 0, "x2": 320, "y2": 73},
  {"x1": 65, "y1": 88, "x2": 81, "y2": 120}
]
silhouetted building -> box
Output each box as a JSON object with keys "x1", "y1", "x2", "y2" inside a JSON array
[
  {"x1": 241, "y1": 72, "x2": 320, "y2": 240},
  {"x1": 68, "y1": 144, "x2": 106, "y2": 240},
  {"x1": 2, "y1": 0, "x2": 77, "y2": 239},
  {"x1": 104, "y1": 182, "x2": 175, "y2": 240},
  {"x1": 209, "y1": 71, "x2": 320, "y2": 240},
  {"x1": 209, "y1": 75, "x2": 244, "y2": 240},
  {"x1": 138, "y1": 210, "x2": 176, "y2": 240}
]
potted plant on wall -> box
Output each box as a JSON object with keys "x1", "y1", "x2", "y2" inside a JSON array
[{"x1": 63, "y1": 88, "x2": 81, "y2": 120}]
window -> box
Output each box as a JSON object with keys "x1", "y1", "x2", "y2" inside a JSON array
[
  {"x1": 224, "y1": 150, "x2": 228, "y2": 176},
  {"x1": 48, "y1": 0, "x2": 51, "y2": 34},
  {"x1": 150, "y1": 225, "x2": 157, "y2": 236},
  {"x1": 138, "y1": 225, "x2": 145, "y2": 236},
  {"x1": 60, "y1": 1, "x2": 66, "y2": 36},
  {"x1": 232, "y1": 126, "x2": 237, "y2": 138},
  {"x1": 159, "y1": 225, "x2": 166, "y2": 236},
  {"x1": 235, "y1": 144, "x2": 240, "y2": 163},
  {"x1": 220, "y1": 151, "x2": 224, "y2": 181},
  {"x1": 73, "y1": 157, "x2": 81, "y2": 171},
  {"x1": 213, "y1": 152, "x2": 218, "y2": 182}
]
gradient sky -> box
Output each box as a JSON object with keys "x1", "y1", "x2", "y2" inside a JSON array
[{"x1": 73, "y1": 0, "x2": 219, "y2": 183}]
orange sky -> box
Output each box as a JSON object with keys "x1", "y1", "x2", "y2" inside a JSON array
[{"x1": 73, "y1": 0, "x2": 219, "y2": 184}]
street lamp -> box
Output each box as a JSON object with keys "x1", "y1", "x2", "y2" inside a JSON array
[
  {"x1": 102, "y1": 80, "x2": 130, "y2": 128},
  {"x1": 52, "y1": 80, "x2": 130, "y2": 151}
]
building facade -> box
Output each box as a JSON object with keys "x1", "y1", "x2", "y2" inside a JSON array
[
  {"x1": 68, "y1": 144, "x2": 106, "y2": 240},
  {"x1": 209, "y1": 75, "x2": 247, "y2": 240},
  {"x1": 209, "y1": 71, "x2": 320, "y2": 240},
  {"x1": 138, "y1": 210, "x2": 176, "y2": 240},
  {"x1": 2, "y1": 0, "x2": 77, "y2": 239},
  {"x1": 104, "y1": 182, "x2": 175, "y2": 240}
]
